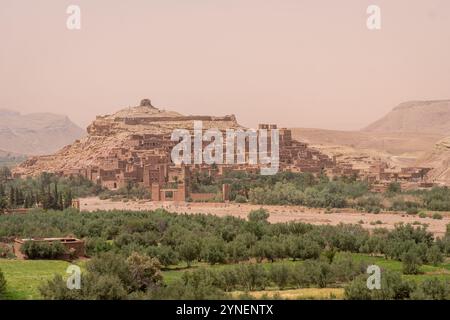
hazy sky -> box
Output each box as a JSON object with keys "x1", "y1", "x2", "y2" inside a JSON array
[{"x1": 1, "y1": 0, "x2": 449, "y2": 130}]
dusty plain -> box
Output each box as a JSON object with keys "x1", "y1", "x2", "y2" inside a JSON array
[{"x1": 80, "y1": 197, "x2": 450, "y2": 237}]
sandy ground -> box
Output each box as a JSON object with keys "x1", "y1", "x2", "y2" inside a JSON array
[{"x1": 80, "y1": 197, "x2": 450, "y2": 237}]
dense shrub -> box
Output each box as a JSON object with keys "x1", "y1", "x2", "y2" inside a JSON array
[
  {"x1": 234, "y1": 195, "x2": 247, "y2": 203},
  {"x1": 178, "y1": 234, "x2": 202, "y2": 267},
  {"x1": 285, "y1": 235, "x2": 322, "y2": 261},
  {"x1": 346, "y1": 271, "x2": 449, "y2": 300},
  {"x1": 40, "y1": 252, "x2": 164, "y2": 300},
  {"x1": 0, "y1": 268, "x2": 6, "y2": 298},
  {"x1": 269, "y1": 264, "x2": 290, "y2": 289},
  {"x1": 21, "y1": 241, "x2": 67, "y2": 259},
  {"x1": 0, "y1": 244, "x2": 14, "y2": 259},
  {"x1": 126, "y1": 252, "x2": 163, "y2": 291},
  {"x1": 426, "y1": 245, "x2": 444, "y2": 266},
  {"x1": 432, "y1": 213, "x2": 443, "y2": 220},
  {"x1": 401, "y1": 246, "x2": 423, "y2": 275},
  {"x1": 346, "y1": 270, "x2": 416, "y2": 300},
  {"x1": 147, "y1": 245, "x2": 179, "y2": 267},
  {"x1": 410, "y1": 278, "x2": 450, "y2": 300},
  {"x1": 390, "y1": 198, "x2": 420, "y2": 213},
  {"x1": 356, "y1": 195, "x2": 383, "y2": 213},
  {"x1": 386, "y1": 182, "x2": 401, "y2": 194},
  {"x1": 422, "y1": 187, "x2": 450, "y2": 211},
  {"x1": 201, "y1": 236, "x2": 227, "y2": 265},
  {"x1": 85, "y1": 237, "x2": 113, "y2": 256}
]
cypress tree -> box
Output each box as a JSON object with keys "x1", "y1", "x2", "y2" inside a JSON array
[{"x1": 9, "y1": 187, "x2": 15, "y2": 208}]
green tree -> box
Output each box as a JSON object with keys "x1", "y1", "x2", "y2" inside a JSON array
[
  {"x1": 344, "y1": 275, "x2": 372, "y2": 300},
  {"x1": 82, "y1": 273, "x2": 128, "y2": 300},
  {"x1": 39, "y1": 274, "x2": 80, "y2": 300},
  {"x1": 401, "y1": 246, "x2": 423, "y2": 275},
  {"x1": 287, "y1": 235, "x2": 321, "y2": 261},
  {"x1": 426, "y1": 245, "x2": 444, "y2": 266},
  {"x1": 201, "y1": 237, "x2": 226, "y2": 265},
  {"x1": 387, "y1": 182, "x2": 401, "y2": 194},
  {"x1": 236, "y1": 264, "x2": 268, "y2": 291},
  {"x1": 411, "y1": 278, "x2": 450, "y2": 300},
  {"x1": 0, "y1": 268, "x2": 7, "y2": 298},
  {"x1": 126, "y1": 252, "x2": 163, "y2": 291},
  {"x1": 20, "y1": 241, "x2": 67, "y2": 259},
  {"x1": 8, "y1": 187, "x2": 15, "y2": 208},
  {"x1": 178, "y1": 236, "x2": 201, "y2": 267},
  {"x1": 0, "y1": 166, "x2": 11, "y2": 181},
  {"x1": 345, "y1": 270, "x2": 414, "y2": 300},
  {"x1": 269, "y1": 264, "x2": 290, "y2": 289},
  {"x1": 248, "y1": 208, "x2": 270, "y2": 223}
]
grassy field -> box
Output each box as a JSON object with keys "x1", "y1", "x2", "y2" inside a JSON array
[
  {"x1": 1, "y1": 253, "x2": 449, "y2": 300},
  {"x1": 0, "y1": 260, "x2": 71, "y2": 299},
  {"x1": 162, "y1": 253, "x2": 450, "y2": 284}
]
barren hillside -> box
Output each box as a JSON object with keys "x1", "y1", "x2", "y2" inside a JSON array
[
  {"x1": 290, "y1": 100, "x2": 450, "y2": 171},
  {"x1": 363, "y1": 100, "x2": 450, "y2": 135},
  {"x1": 0, "y1": 109, "x2": 84, "y2": 155},
  {"x1": 290, "y1": 128, "x2": 443, "y2": 168}
]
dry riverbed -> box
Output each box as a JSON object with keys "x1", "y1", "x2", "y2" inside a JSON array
[{"x1": 80, "y1": 197, "x2": 450, "y2": 237}]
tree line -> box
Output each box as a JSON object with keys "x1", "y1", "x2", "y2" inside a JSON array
[
  {"x1": 0, "y1": 208, "x2": 448, "y2": 271},
  {"x1": 38, "y1": 250, "x2": 449, "y2": 300}
]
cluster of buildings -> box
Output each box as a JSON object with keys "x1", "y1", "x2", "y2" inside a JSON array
[
  {"x1": 363, "y1": 162, "x2": 433, "y2": 191},
  {"x1": 14, "y1": 100, "x2": 435, "y2": 201},
  {"x1": 58, "y1": 120, "x2": 350, "y2": 201},
  {"x1": 59, "y1": 118, "x2": 434, "y2": 200}
]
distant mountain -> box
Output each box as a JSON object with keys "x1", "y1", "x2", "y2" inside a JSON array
[
  {"x1": 0, "y1": 109, "x2": 84, "y2": 155},
  {"x1": 290, "y1": 128, "x2": 441, "y2": 156},
  {"x1": 363, "y1": 100, "x2": 450, "y2": 135}
]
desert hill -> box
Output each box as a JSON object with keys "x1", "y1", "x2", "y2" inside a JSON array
[
  {"x1": 290, "y1": 128, "x2": 443, "y2": 172},
  {"x1": 291, "y1": 100, "x2": 450, "y2": 170},
  {"x1": 363, "y1": 100, "x2": 450, "y2": 135},
  {"x1": 0, "y1": 109, "x2": 84, "y2": 155},
  {"x1": 290, "y1": 128, "x2": 442, "y2": 157}
]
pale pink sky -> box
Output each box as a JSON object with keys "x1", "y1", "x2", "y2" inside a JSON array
[{"x1": 1, "y1": 0, "x2": 449, "y2": 130}]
